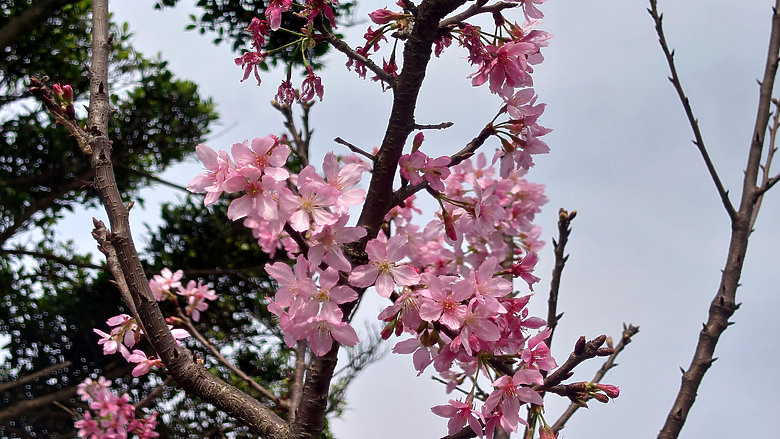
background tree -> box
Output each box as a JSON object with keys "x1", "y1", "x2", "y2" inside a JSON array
[{"x1": 1, "y1": 0, "x2": 376, "y2": 436}]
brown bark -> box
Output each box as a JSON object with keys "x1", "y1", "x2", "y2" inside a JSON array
[{"x1": 650, "y1": 1, "x2": 780, "y2": 437}]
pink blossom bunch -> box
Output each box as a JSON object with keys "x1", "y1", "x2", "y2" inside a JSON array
[
  {"x1": 189, "y1": 137, "x2": 367, "y2": 259},
  {"x1": 265, "y1": 255, "x2": 360, "y2": 356},
  {"x1": 191, "y1": 1, "x2": 616, "y2": 437},
  {"x1": 74, "y1": 377, "x2": 159, "y2": 439},
  {"x1": 93, "y1": 269, "x2": 212, "y2": 376}
]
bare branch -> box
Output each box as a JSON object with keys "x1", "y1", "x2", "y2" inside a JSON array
[
  {"x1": 751, "y1": 98, "x2": 780, "y2": 221},
  {"x1": 656, "y1": 2, "x2": 780, "y2": 437},
  {"x1": 175, "y1": 308, "x2": 288, "y2": 410},
  {"x1": 288, "y1": 341, "x2": 308, "y2": 422},
  {"x1": 439, "y1": 0, "x2": 517, "y2": 28},
  {"x1": 272, "y1": 101, "x2": 311, "y2": 167},
  {"x1": 0, "y1": 247, "x2": 103, "y2": 270},
  {"x1": 334, "y1": 137, "x2": 376, "y2": 162},
  {"x1": 545, "y1": 208, "x2": 576, "y2": 352},
  {"x1": 0, "y1": 361, "x2": 73, "y2": 393},
  {"x1": 414, "y1": 121, "x2": 454, "y2": 130},
  {"x1": 647, "y1": 1, "x2": 737, "y2": 221}
]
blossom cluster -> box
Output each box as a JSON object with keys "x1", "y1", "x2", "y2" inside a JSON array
[
  {"x1": 92, "y1": 269, "x2": 217, "y2": 377},
  {"x1": 74, "y1": 377, "x2": 159, "y2": 439},
  {"x1": 185, "y1": 1, "x2": 568, "y2": 437}
]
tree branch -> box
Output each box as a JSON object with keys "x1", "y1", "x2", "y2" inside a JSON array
[
  {"x1": 439, "y1": 0, "x2": 517, "y2": 27},
  {"x1": 174, "y1": 308, "x2": 288, "y2": 410},
  {"x1": 551, "y1": 324, "x2": 639, "y2": 434},
  {"x1": 0, "y1": 0, "x2": 76, "y2": 50},
  {"x1": 29, "y1": 2, "x2": 291, "y2": 436},
  {"x1": 647, "y1": 0, "x2": 737, "y2": 221},
  {"x1": 316, "y1": 24, "x2": 395, "y2": 85},
  {"x1": 0, "y1": 361, "x2": 73, "y2": 393},
  {"x1": 0, "y1": 247, "x2": 103, "y2": 270},
  {"x1": 655, "y1": 1, "x2": 780, "y2": 438},
  {"x1": 544, "y1": 208, "x2": 576, "y2": 352}
]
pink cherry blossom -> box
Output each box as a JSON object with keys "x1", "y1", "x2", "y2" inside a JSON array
[
  {"x1": 307, "y1": 216, "x2": 367, "y2": 272},
  {"x1": 234, "y1": 51, "x2": 266, "y2": 85},
  {"x1": 231, "y1": 136, "x2": 290, "y2": 181},
  {"x1": 300, "y1": 66, "x2": 324, "y2": 102},
  {"x1": 127, "y1": 350, "x2": 163, "y2": 377},
  {"x1": 321, "y1": 151, "x2": 366, "y2": 214},
  {"x1": 431, "y1": 399, "x2": 485, "y2": 438},
  {"x1": 348, "y1": 234, "x2": 421, "y2": 297},
  {"x1": 418, "y1": 276, "x2": 472, "y2": 331},
  {"x1": 187, "y1": 144, "x2": 235, "y2": 205}
]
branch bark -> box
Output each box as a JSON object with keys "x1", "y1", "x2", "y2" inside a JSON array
[{"x1": 653, "y1": 1, "x2": 780, "y2": 438}]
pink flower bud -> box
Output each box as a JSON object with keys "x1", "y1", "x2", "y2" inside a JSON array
[
  {"x1": 594, "y1": 383, "x2": 620, "y2": 398},
  {"x1": 412, "y1": 132, "x2": 425, "y2": 152},
  {"x1": 368, "y1": 8, "x2": 405, "y2": 25}
]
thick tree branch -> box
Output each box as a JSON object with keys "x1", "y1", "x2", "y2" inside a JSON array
[
  {"x1": 655, "y1": 1, "x2": 780, "y2": 438},
  {"x1": 647, "y1": 1, "x2": 737, "y2": 221},
  {"x1": 29, "y1": 2, "x2": 290, "y2": 437}
]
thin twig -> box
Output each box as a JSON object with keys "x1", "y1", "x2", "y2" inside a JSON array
[
  {"x1": 551, "y1": 324, "x2": 640, "y2": 434},
  {"x1": 752, "y1": 98, "x2": 780, "y2": 219},
  {"x1": 175, "y1": 308, "x2": 288, "y2": 410},
  {"x1": 647, "y1": 1, "x2": 737, "y2": 221},
  {"x1": 545, "y1": 208, "x2": 576, "y2": 353},
  {"x1": 439, "y1": 0, "x2": 517, "y2": 28},
  {"x1": 316, "y1": 24, "x2": 395, "y2": 85},
  {"x1": 272, "y1": 101, "x2": 310, "y2": 167},
  {"x1": 0, "y1": 361, "x2": 73, "y2": 393},
  {"x1": 334, "y1": 137, "x2": 375, "y2": 161},
  {"x1": 0, "y1": 247, "x2": 103, "y2": 270},
  {"x1": 135, "y1": 376, "x2": 174, "y2": 410},
  {"x1": 414, "y1": 121, "x2": 454, "y2": 130}
]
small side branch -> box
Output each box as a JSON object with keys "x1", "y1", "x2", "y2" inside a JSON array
[
  {"x1": 551, "y1": 324, "x2": 640, "y2": 434},
  {"x1": 0, "y1": 361, "x2": 73, "y2": 393},
  {"x1": 751, "y1": 98, "x2": 780, "y2": 226},
  {"x1": 175, "y1": 309, "x2": 288, "y2": 410},
  {"x1": 439, "y1": 0, "x2": 517, "y2": 27},
  {"x1": 647, "y1": 1, "x2": 737, "y2": 221},
  {"x1": 272, "y1": 101, "x2": 312, "y2": 167},
  {"x1": 334, "y1": 137, "x2": 376, "y2": 162},
  {"x1": 545, "y1": 208, "x2": 576, "y2": 352},
  {"x1": 316, "y1": 24, "x2": 395, "y2": 85}
]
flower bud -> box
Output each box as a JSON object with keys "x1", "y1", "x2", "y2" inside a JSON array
[
  {"x1": 594, "y1": 383, "x2": 620, "y2": 398},
  {"x1": 412, "y1": 132, "x2": 424, "y2": 153},
  {"x1": 574, "y1": 336, "x2": 586, "y2": 355},
  {"x1": 369, "y1": 8, "x2": 405, "y2": 25}
]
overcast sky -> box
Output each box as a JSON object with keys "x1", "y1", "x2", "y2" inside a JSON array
[{"x1": 52, "y1": 0, "x2": 780, "y2": 437}]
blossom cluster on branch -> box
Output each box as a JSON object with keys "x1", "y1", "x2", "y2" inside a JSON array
[
  {"x1": 71, "y1": 0, "x2": 623, "y2": 437},
  {"x1": 74, "y1": 377, "x2": 159, "y2": 439}
]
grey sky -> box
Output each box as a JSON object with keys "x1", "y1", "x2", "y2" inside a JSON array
[{"x1": 55, "y1": 0, "x2": 780, "y2": 437}]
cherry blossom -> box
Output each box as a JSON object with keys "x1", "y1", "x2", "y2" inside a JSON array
[{"x1": 348, "y1": 234, "x2": 421, "y2": 297}]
